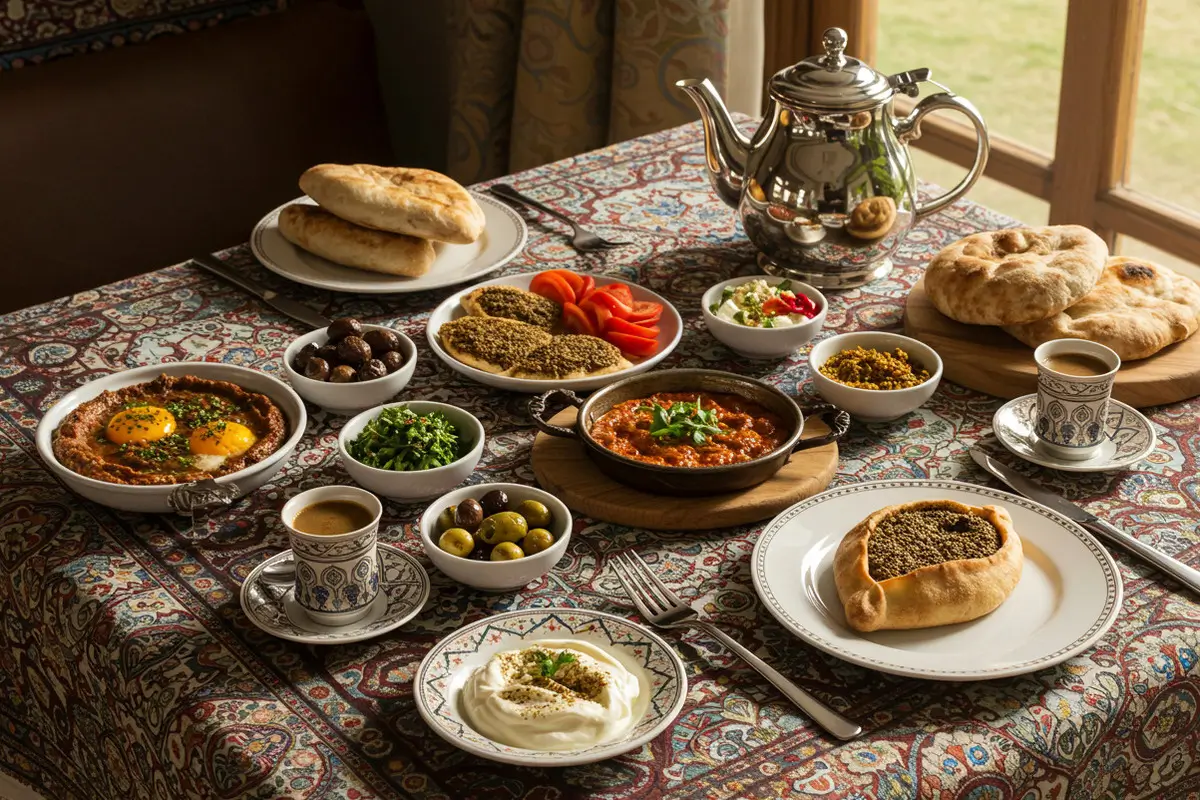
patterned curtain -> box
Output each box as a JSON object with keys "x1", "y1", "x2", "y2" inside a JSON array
[{"x1": 446, "y1": 0, "x2": 730, "y2": 183}]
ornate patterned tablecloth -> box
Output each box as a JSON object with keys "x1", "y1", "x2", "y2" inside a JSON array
[{"x1": 2, "y1": 122, "x2": 1199, "y2": 800}]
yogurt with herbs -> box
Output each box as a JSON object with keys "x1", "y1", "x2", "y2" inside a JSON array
[
  {"x1": 710, "y1": 279, "x2": 819, "y2": 328},
  {"x1": 461, "y1": 640, "x2": 643, "y2": 751}
]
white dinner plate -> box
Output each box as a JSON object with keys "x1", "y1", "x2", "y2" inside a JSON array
[
  {"x1": 249, "y1": 193, "x2": 526, "y2": 294},
  {"x1": 415, "y1": 608, "x2": 687, "y2": 767},
  {"x1": 426, "y1": 271, "x2": 683, "y2": 393},
  {"x1": 751, "y1": 479, "x2": 1122, "y2": 680}
]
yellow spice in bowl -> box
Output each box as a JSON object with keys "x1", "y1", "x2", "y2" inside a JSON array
[{"x1": 819, "y1": 346, "x2": 931, "y2": 390}]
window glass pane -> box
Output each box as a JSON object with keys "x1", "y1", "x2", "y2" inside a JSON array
[
  {"x1": 1129, "y1": 0, "x2": 1200, "y2": 215},
  {"x1": 1118, "y1": 236, "x2": 1200, "y2": 283},
  {"x1": 876, "y1": 1, "x2": 1067, "y2": 155},
  {"x1": 912, "y1": 150, "x2": 1050, "y2": 226}
]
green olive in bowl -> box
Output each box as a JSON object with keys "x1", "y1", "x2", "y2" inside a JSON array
[
  {"x1": 438, "y1": 527, "x2": 474, "y2": 558},
  {"x1": 436, "y1": 505, "x2": 457, "y2": 533},
  {"x1": 490, "y1": 541, "x2": 524, "y2": 561},
  {"x1": 515, "y1": 499, "x2": 552, "y2": 529},
  {"x1": 522, "y1": 528, "x2": 555, "y2": 555},
  {"x1": 477, "y1": 511, "x2": 529, "y2": 545}
]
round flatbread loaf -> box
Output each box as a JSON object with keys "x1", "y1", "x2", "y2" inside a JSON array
[
  {"x1": 299, "y1": 164, "x2": 485, "y2": 244},
  {"x1": 277, "y1": 204, "x2": 435, "y2": 277},
  {"x1": 924, "y1": 225, "x2": 1108, "y2": 325},
  {"x1": 833, "y1": 499, "x2": 1023, "y2": 632},
  {"x1": 1003, "y1": 257, "x2": 1200, "y2": 360}
]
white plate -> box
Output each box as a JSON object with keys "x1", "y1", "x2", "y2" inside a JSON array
[
  {"x1": 993, "y1": 393, "x2": 1157, "y2": 473},
  {"x1": 250, "y1": 193, "x2": 526, "y2": 294},
  {"x1": 240, "y1": 543, "x2": 429, "y2": 644},
  {"x1": 751, "y1": 479, "x2": 1122, "y2": 680},
  {"x1": 415, "y1": 608, "x2": 687, "y2": 766},
  {"x1": 426, "y1": 271, "x2": 683, "y2": 393}
]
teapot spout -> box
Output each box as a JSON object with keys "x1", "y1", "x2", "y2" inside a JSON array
[{"x1": 676, "y1": 77, "x2": 749, "y2": 208}]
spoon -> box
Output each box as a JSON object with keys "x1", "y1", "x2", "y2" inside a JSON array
[{"x1": 261, "y1": 560, "x2": 296, "y2": 585}]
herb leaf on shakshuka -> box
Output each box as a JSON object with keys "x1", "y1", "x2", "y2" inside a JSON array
[{"x1": 590, "y1": 392, "x2": 787, "y2": 467}]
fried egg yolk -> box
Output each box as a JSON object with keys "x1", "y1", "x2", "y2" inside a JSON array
[
  {"x1": 189, "y1": 420, "x2": 257, "y2": 457},
  {"x1": 106, "y1": 407, "x2": 177, "y2": 444}
]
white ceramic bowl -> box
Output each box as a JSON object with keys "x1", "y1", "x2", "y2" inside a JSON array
[
  {"x1": 701, "y1": 275, "x2": 828, "y2": 359},
  {"x1": 338, "y1": 401, "x2": 485, "y2": 502},
  {"x1": 34, "y1": 361, "x2": 307, "y2": 513},
  {"x1": 418, "y1": 482, "x2": 572, "y2": 591},
  {"x1": 283, "y1": 323, "x2": 417, "y2": 414},
  {"x1": 415, "y1": 608, "x2": 687, "y2": 767},
  {"x1": 808, "y1": 331, "x2": 943, "y2": 422},
  {"x1": 426, "y1": 271, "x2": 683, "y2": 393}
]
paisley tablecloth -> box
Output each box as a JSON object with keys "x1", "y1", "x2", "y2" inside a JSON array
[{"x1": 2, "y1": 122, "x2": 1199, "y2": 800}]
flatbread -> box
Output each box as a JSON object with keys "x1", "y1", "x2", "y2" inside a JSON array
[
  {"x1": 1003, "y1": 256, "x2": 1200, "y2": 360},
  {"x1": 924, "y1": 225, "x2": 1108, "y2": 325},
  {"x1": 461, "y1": 285, "x2": 561, "y2": 330},
  {"x1": 298, "y1": 164, "x2": 485, "y2": 244},
  {"x1": 437, "y1": 316, "x2": 552, "y2": 374},
  {"x1": 277, "y1": 204, "x2": 435, "y2": 277},
  {"x1": 509, "y1": 335, "x2": 632, "y2": 381}
]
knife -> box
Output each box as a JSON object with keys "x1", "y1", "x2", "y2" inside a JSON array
[
  {"x1": 190, "y1": 253, "x2": 329, "y2": 329},
  {"x1": 970, "y1": 447, "x2": 1200, "y2": 596}
]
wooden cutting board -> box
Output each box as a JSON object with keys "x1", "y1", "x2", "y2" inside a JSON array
[
  {"x1": 530, "y1": 408, "x2": 838, "y2": 531},
  {"x1": 903, "y1": 276, "x2": 1200, "y2": 408}
]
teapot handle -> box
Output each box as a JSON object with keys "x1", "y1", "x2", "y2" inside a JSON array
[{"x1": 893, "y1": 93, "x2": 990, "y2": 220}]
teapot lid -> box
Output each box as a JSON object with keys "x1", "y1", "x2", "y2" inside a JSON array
[{"x1": 769, "y1": 27, "x2": 894, "y2": 113}]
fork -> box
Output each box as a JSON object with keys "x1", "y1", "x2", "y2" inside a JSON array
[
  {"x1": 488, "y1": 182, "x2": 630, "y2": 252},
  {"x1": 611, "y1": 551, "x2": 862, "y2": 741}
]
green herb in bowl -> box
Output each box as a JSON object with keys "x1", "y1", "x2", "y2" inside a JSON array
[{"x1": 347, "y1": 406, "x2": 460, "y2": 471}]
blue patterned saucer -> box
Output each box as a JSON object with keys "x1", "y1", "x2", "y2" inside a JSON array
[
  {"x1": 415, "y1": 608, "x2": 687, "y2": 767},
  {"x1": 993, "y1": 394, "x2": 1156, "y2": 473},
  {"x1": 240, "y1": 544, "x2": 429, "y2": 645}
]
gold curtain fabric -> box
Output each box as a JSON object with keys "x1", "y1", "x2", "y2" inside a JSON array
[{"x1": 447, "y1": 0, "x2": 730, "y2": 183}]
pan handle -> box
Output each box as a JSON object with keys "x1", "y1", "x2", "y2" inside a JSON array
[
  {"x1": 792, "y1": 403, "x2": 850, "y2": 451},
  {"x1": 528, "y1": 389, "x2": 583, "y2": 439}
]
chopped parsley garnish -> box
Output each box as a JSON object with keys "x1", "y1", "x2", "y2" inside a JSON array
[
  {"x1": 119, "y1": 433, "x2": 192, "y2": 464},
  {"x1": 635, "y1": 397, "x2": 724, "y2": 445},
  {"x1": 165, "y1": 395, "x2": 239, "y2": 428},
  {"x1": 533, "y1": 650, "x2": 577, "y2": 679},
  {"x1": 347, "y1": 406, "x2": 460, "y2": 471}
]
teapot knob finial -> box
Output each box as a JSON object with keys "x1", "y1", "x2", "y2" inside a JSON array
[{"x1": 820, "y1": 27, "x2": 848, "y2": 69}]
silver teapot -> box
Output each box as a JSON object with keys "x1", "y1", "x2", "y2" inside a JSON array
[{"x1": 677, "y1": 27, "x2": 989, "y2": 288}]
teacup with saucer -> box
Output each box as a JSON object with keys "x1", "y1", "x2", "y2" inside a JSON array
[{"x1": 992, "y1": 393, "x2": 1156, "y2": 472}]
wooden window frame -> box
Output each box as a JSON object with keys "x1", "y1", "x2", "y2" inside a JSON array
[{"x1": 766, "y1": 0, "x2": 1200, "y2": 264}]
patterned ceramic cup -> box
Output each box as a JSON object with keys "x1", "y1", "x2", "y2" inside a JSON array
[
  {"x1": 281, "y1": 486, "x2": 382, "y2": 626},
  {"x1": 1033, "y1": 340, "x2": 1121, "y2": 461}
]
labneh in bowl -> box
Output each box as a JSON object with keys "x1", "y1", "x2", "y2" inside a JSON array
[
  {"x1": 809, "y1": 331, "x2": 943, "y2": 423},
  {"x1": 701, "y1": 275, "x2": 828, "y2": 360},
  {"x1": 35, "y1": 361, "x2": 307, "y2": 513},
  {"x1": 418, "y1": 483, "x2": 572, "y2": 592},
  {"x1": 528, "y1": 369, "x2": 850, "y2": 496},
  {"x1": 338, "y1": 401, "x2": 485, "y2": 502},
  {"x1": 283, "y1": 323, "x2": 417, "y2": 415}
]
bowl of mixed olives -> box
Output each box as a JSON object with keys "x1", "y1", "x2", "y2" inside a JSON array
[
  {"x1": 418, "y1": 483, "x2": 572, "y2": 591},
  {"x1": 283, "y1": 317, "x2": 417, "y2": 413}
]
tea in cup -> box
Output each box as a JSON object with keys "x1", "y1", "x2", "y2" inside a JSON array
[
  {"x1": 281, "y1": 485, "x2": 382, "y2": 626},
  {"x1": 1033, "y1": 340, "x2": 1120, "y2": 460}
]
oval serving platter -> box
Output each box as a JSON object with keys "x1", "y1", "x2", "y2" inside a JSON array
[
  {"x1": 425, "y1": 270, "x2": 683, "y2": 393},
  {"x1": 751, "y1": 479, "x2": 1122, "y2": 681}
]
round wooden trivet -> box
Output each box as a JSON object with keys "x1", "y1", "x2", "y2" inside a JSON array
[
  {"x1": 904, "y1": 276, "x2": 1200, "y2": 408},
  {"x1": 530, "y1": 408, "x2": 837, "y2": 531}
]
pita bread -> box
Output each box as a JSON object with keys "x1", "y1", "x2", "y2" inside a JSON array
[
  {"x1": 299, "y1": 164, "x2": 485, "y2": 244},
  {"x1": 277, "y1": 204, "x2": 435, "y2": 277},
  {"x1": 461, "y1": 285, "x2": 561, "y2": 330},
  {"x1": 437, "y1": 316, "x2": 552, "y2": 374},
  {"x1": 1004, "y1": 257, "x2": 1200, "y2": 360},
  {"x1": 925, "y1": 226, "x2": 1108, "y2": 325},
  {"x1": 509, "y1": 335, "x2": 632, "y2": 380}
]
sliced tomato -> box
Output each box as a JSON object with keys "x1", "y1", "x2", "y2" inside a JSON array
[
  {"x1": 546, "y1": 270, "x2": 585, "y2": 300},
  {"x1": 627, "y1": 300, "x2": 663, "y2": 324},
  {"x1": 577, "y1": 275, "x2": 596, "y2": 304},
  {"x1": 604, "y1": 331, "x2": 661, "y2": 358},
  {"x1": 582, "y1": 299, "x2": 613, "y2": 332},
  {"x1": 605, "y1": 316, "x2": 659, "y2": 339},
  {"x1": 761, "y1": 296, "x2": 791, "y2": 317},
  {"x1": 562, "y1": 301, "x2": 596, "y2": 336},
  {"x1": 529, "y1": 272, "x2": 575, "y2": 306},
  {"x1": 596, "y1": 282, "x2": 635, "y2": 308},
  {"x1": 583, "y1": 288, "x2": 632, "y2": 319}
]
